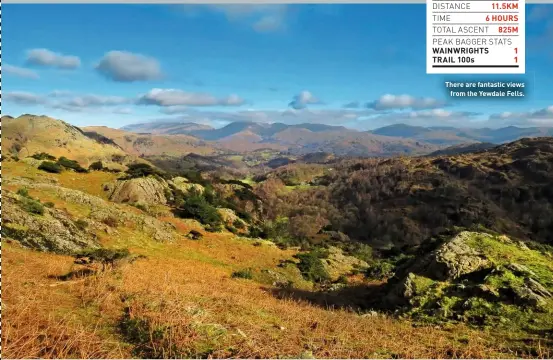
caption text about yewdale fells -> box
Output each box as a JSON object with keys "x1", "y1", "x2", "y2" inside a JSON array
[{"x1": 445, "y1": 81, "x2": 526, "y2": 98}]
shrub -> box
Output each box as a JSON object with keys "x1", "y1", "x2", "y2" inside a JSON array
[
  {"x1": 364, "y1": 260, "x2": 396, "y2": 280},
  {"x1": 226, "y1": 225, "x2": 238, "y2": 234},
  {"x1": 231, "y1": 268, "x2": 253, "y2": 279},
  {"x1": 21, "y1": 198, "x2": 45, "y2": 215},
  {"x1": 31, "y1": 152, "x2": 56, "y2": 161},
  {"x1": 57, "y1": 157, "x2": 88, "y2": 173},
  {"x1": 75, "y1": 248, "x2": 131, "y2": 271},
  {"x1": 186, "y1": 230, "x2": 203, "y2": 240},
  {"x1": 174, "y1": 190, "x2": 223, "y2": 231},
  {"x1": 38, "y1": 161, "x2": 63, "y2": 173},
  {"x1": 75, "y1": 219, "x2": 88, "y2": 231},
  {"x1": 295, "y1": 249, "x2": 330, "y2": 283},
  {"x1": 17, "y1": 187, "x2": 30, "y2": 197},
  {"x1": 132, "y1": 203, "x2": 148, "y2": 212},
  {"x1": 44, "y1": 202, "x2": 55, "y2": 208},
  {"x1": 125, "y1": 163, "x2": 158, "y2": 179},
  {"x1": 233, "y1": 219, "x2": 246, "y2": 229},
  {"x1": 179, "y1": 169, "x2": 206, "y2": 185},
  {"x1": 89, "y1": 161, "x2": 104, "y2": 171}
]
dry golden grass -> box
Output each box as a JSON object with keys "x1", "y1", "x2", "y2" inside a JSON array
[
  {"x1": 3, "y1": 162, "x2": 550, "y2": 359},
  {"x1": 57, "y1": 171, "x2": 118, "y2": 200},
  {"x1": 4, "y1": 115, "x2": 126, "y2": 165},
  {"x1": 1, "y1": 245, "x2": 130, "y2": 358},
  {"x1": 4, "y1": 235, "x2": 546, "y2": 359}
]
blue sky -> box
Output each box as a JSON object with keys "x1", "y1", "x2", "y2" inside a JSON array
[{"x1": 3, "y1": 4, "x2": 553, "y2": 130}]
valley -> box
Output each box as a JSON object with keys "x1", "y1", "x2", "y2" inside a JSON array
[{"x1": 2, "y1": 114, "x2": 553, "y2": 358}]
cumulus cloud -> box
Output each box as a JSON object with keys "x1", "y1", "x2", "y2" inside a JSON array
[
  {"x1": 366, "y1": 94, "x2": 448, "y2": 111},
  {"x1": 95, "y1": 51, "x2": 163, "y2": 82},
  {"x1": 57, "y1": 95, "x2": 130, "y2": 108},
  {"x1": 137, "y1": 88, "x2": 245, "y2": 107},
  {"x1": 488, "y1": 106, "x2": 553, "y2": 126},
  {"x1": 219, "y1": 94, "x2": 246, "y2": 106},
  {"x1": 289, "y1": 91, "x2": 320, "y2": 110},
  {"x1": 4, "y1": 90, "x2": 134, "y2": 116},
  {"x1": 4, "y1": 64, "x2": 40, "y2": 79},
  {"x1": 26, "y1": 48, "x2": 81, "y2": 69},
  {"x1": 4, "y1": 91, "x2": 47, "y2": 105}
]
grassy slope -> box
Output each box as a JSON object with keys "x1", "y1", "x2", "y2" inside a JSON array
[
  {"x1": 2, "y1": 161, "x2": 549, "y2": 358},
  {"x1": 82, "y1": 126, "x2": 219, "y2": 157},
  {"x1": 3, "y1": 115, "x2": 127, "y2": 165}
]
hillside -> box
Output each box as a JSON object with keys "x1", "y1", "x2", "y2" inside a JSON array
[
  {"x1": 370, "y1": 124, "x2": 553, "y2": 145},
  {"x1": 429, "y1": 142, "x2": 498, "y2": 156},
  {"x1": 3, "y1": 115, "x2": 130, "y2": 166},
  {"x1": 3, "y1": 114, "x2": 553, "y2": 358},
  {"x1": 3, "y1": 146, "x2": 552, "y2": 358},
  {"x1": 260, "y1": 137, "x2": 553, "y2": 250},
  {"x1": 83, "y1": 126, "x2": 219, "y2": 157}
]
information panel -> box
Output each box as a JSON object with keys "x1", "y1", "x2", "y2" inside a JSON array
[{"x1": 427, "y1": 0, "x2": 525, "y2": 74}]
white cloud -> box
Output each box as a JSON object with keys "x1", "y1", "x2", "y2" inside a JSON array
[
  {"x1": 95, "y1": 51, "x2": 163, "y2": 82},
  {"x1": 4, "y1": 64, "x2": 40, "y2": 79},
  {"x1": 26, "y1": 48, "x2": 81, "y2": 69},
  {"x1": 220, "y1": 94, "x2": 246, "y2": 106},
  {"x1": 137, "y1": 88, "x2": 245, "y2": 107},
  {"x1": 488, "y1": 106, "x2": 553, "y2": 126},
  {"x1": 4, "y1": 91, "x2": 47, "y2": 105},
  {"x1": 289, "y1": 90, "x2": 320, "y2": 109},
  {"x1": 366, "y1": 94, "x2": 448, "y2": 110},
  {"x1": 61, "y1": 95, "x2": 130, "y2": 108}
]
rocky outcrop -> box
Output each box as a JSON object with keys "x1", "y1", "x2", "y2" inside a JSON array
[
  {"x1": 4, "y1": 177, "x2": 178, "y2": 243},
  {"x1": 321, "y1": 246, "x2": 368, "y2": 281},
  {"x1": 105, "y1": 176, "x2": 169, "y2": 205},
  {"x1": 424, "y1": 231, "x2": 490, "y2": 280},
  {"x1": 168, "y1": 177, "x2": 204, "y2": 194},
  {"x1": 2, "y1": 190, "x2": 100, "y2": 253},
  {"x1": 381, "y1": 231, "x2": 553, "y2": 330}
]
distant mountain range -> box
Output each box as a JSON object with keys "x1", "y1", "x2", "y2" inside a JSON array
[
  {"x1": 121, "y1": 120, "x2": 553, "y2": 156},
  {"x1": 369, "y1": 123, "x2": 553, "y2": 145},
  {"x1": 122, "y1": 121, "x2": 437, "y2": 156}
]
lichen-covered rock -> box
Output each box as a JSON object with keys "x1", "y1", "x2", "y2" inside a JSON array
[
  {"x1": 380, "y1": 231, "x2": 553, "y2": 333},
  {"x1": 425, "y1": 231, "x2": 490, "y2": 280},
  {"x1": 21, "y1": 157, "x2": 45, "y2": 168},
  {"x1": 321, "y1": 246, "x2": 368, "y2": 281},
  {"x1": 168, "y1": 177, "x2": 204, "y2": 194},
  {"x1": 4, "y1": 177, "x2": 178, "y2": 243},
  {"x1": 2, "y1": 190, "x2": 99, "y2": 253},
  {"x1": 106, "y1": 176, "x2": 169, "y2": 205}
]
